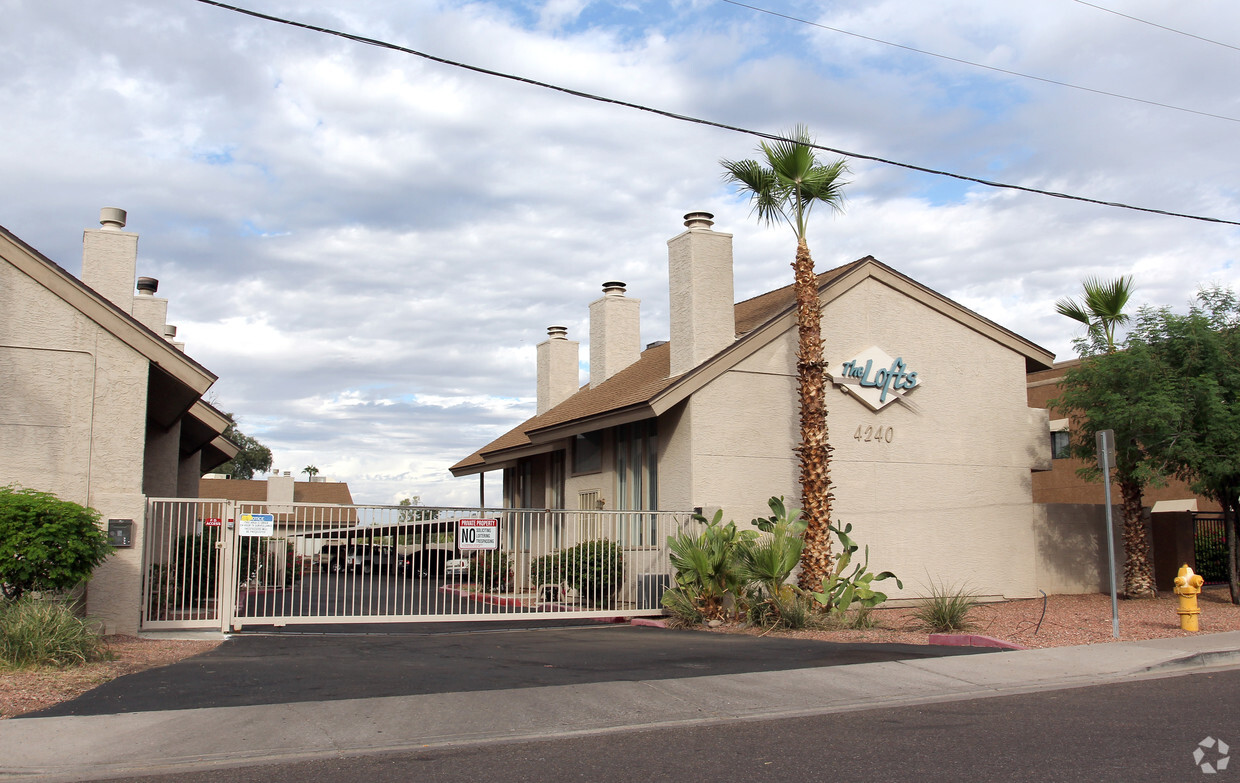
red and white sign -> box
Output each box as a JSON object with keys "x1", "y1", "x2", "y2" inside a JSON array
[
  {"x1": 204, "y1": 517, "x2": 222, "y2": 527},
  {"x1": 457, "y1": 518, "x2": 499, "y2": 551}
]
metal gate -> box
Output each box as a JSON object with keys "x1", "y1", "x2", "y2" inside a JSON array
[
  {"x1": 141, "y1": 499, "x2": 695, "y2": 631},
  {"x1": 1194, "y1": 512, "x2": 1228, "y2": 585}
]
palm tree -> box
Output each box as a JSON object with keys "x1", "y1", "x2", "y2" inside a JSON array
[
  {"x1": 721, "y1": 127, "x2": 849, "y2": 592},
  {"x1": 1055, "y1": 275, "x2": 1134, "y2": 353},
  {"x1": 303, "y1": 465, "x2": 319, "y2": 480},
  {"x1": 1055, "y1": 275, "x2": 1155, "y2": 597}
]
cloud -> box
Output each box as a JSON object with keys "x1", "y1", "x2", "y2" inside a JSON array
[{"x1": 4, "y1": 0, "x2": 1239, "y2": 505}]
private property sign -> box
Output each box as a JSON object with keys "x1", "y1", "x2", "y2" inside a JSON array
[{"x1": 457, "y1": 518, "x2": 500, "y2": 551}]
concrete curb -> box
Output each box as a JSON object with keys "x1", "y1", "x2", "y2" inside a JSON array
[{"x1": 928, "y1": 633, "x2": 1028, "y2": 650}]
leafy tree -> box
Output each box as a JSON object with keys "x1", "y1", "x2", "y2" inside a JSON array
[
  {"x1": 210, "y1": 413, "x2": 273, "y2": 479},
  {"x1": 1050, "y1": 340, "x2": 1181, "y2": 598},
  {"x1": 1055, "y1": 275, "x2": 1135, "y2": 353},
  {"x1": 1128, "y1": 288, "x2": 1240, "y2": 603},
  {"x1": 721, "y1": 127, "x2": 849, "y2": 592},
  {"x1": 0, "y1": 486, "x2": 113, "y2": 600}
]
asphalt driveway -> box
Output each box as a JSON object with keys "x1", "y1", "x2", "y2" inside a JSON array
[{"x1": 26, "y1": 621, "x2": 995, "y2": 718}]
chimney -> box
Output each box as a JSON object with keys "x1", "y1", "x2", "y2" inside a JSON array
[
  {"x1": 667, "y1": 211, "x2": 735, "y2": 376},
  {"x1": 131, "y1": 276, "x2": 171, "y2": 337},
  {"x1": 589, "y1": 281, "x2": 640, "y2": 388},
  {"x1": 537, "y1": 325, "x2": 580, "y2": 414},
  {"x1": 81, "y1": 207, "x2": 139, "y2": 313}
]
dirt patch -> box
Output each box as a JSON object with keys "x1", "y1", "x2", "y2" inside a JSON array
[
  {"x1": 0, "y1": 636, "x2": 220, "y2": 719},
  {"x1": 699, "y1": 588, "x2": 1240, "y2": 649}
]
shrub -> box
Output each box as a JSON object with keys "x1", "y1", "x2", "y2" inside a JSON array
[
  {"x1": 663, "y1": 510, "x2": 757, "y2": 622},
  {"x1": 560, "y1": 540, "x2": 623, "y2": 606},
  {"x1": 530, "y1": 552, "x2": 562, "y2": 587},
  {"x1": 912, "y1": 581, "x2": 979, "y2": 633},
  {"x1": 0, "y1": 595, "x2": 109, "y2": 668},
  {"x1": 811, "y1": 520, "x2": 902, "y2": 615},
  {"x1": 0, "y1": 486, "x2": 113, "y2": 600},
  {"x1": 470, "y1": 550, "x2": 513, "y2": 592}
]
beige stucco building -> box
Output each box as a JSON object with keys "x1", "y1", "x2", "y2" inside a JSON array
[
  {"x1": 1, "y1": 208, "x2": 236, "y2": 633},
  {"x1": 454, "y1": 211, "x2": 1060, "y2": 601}
]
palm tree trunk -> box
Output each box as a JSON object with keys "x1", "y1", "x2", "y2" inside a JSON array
[
  {"x1": 792, "y1": 239, "x2": 834, "y2": 592},
  {"x1": 1119, "y1": 478, "x2": 1156, "y2": 598}
]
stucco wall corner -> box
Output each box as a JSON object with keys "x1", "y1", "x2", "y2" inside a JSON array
[{"x1": 1027, "y1": 407, "x2": 1052, "y2": 472}]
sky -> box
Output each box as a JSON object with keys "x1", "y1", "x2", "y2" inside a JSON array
[{"x1": 4, "y1": 0, "x2": 1239, "y2": 506}]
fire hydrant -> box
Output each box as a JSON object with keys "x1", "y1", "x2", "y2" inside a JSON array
[{"x1": 1174, "y1": 564, "x2": 1205, "y2": 632}]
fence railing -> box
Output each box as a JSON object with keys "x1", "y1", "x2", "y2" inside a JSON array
[{"x1": 142, "y1": 499, "x2": 697, "y2": 631}]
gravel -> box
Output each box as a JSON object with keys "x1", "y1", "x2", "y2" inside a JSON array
[{"x1": 3, "y1": 588, "x2": 1238, "y2": 719}]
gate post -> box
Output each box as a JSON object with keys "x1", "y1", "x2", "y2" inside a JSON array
[{"x1": 217, "y1": 501, "x2": 239, "y2": 633}]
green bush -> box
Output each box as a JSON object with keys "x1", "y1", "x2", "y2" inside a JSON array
[
  {"x1": 0, "y1": 595, "x2": 109, "y2": 668},
  {"x1": 663, "y1": 510, "x2": 757, "y2": 622},
  {"x1": 530, "y1": 552, "x2": 562, "y2": 587},
  {"x1": 1195, "y1": 531, "x2": 1229, "y2": 583},
  {"x1": 912, "y1": 581, "x2": 979, "y2": 633},
  {"x1": 0, "y1": 486, "x2": 112, "y2": 600},
  {"x1": 559, "y1": 539, "x2": 624, "y2": 606},
  {"x1": 470, "y1": 550, "x2": 513, "y2": 592}
]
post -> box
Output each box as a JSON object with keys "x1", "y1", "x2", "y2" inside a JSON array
[{"x1": 1097, "y1": 429, "x2": 1120, "y2": 639}]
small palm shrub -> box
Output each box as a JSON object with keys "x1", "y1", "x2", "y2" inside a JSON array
[
  {"x1": 663, "y1": 510, "x2": 756, "y2": 622},
  {"x1": 912, "y1": 581, "x2": 979, "y2": 633},
  {"x1": 0, "y1": 595, "x2": 110, "y2": 668}
]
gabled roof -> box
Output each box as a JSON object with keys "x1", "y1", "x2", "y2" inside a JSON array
[
  {"x1": 451, "y1": 256, "x2": 1054, "y2": 476},
  {"x1": 198, "y1": 477, "x2": 358, "y2": 524},
  {"x1": 0, "y1": 223, "x2": 217, "y2": 404}
]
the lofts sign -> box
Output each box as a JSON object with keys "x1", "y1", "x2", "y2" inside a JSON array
[{"x1": 829, "y1": 346, "x2": 922, "y2": 412}]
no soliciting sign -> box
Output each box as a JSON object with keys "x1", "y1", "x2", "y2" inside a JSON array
[{"x1": 457, "y1": 518, "x2": 499, "y2": 551}]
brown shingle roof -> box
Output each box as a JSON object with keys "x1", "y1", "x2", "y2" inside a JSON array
[
  {"x1": 198, "y1": 478, "x2": 357, "y2": 523},
  {"x1": 450, "y1": 261, "x2": 861, "y2": 474}
]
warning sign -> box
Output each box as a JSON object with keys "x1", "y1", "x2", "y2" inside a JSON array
[
  {"x1": 457, "y1": 518, "x2": 499, "y2": 551},
  {"x1": 238, "y1": 513, "x2": 275, "y2": 537}
]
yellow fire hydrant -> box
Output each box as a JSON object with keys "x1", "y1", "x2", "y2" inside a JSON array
[{"x1": 1174, "y1": 564, "x2": 1205, "y2": 632}]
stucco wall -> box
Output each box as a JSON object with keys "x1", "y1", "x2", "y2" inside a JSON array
[
  {"x1": 1, "y1": 257, "x2": 149, "y2": 633},
  {"x1": 674, "y1": 275, "x2": 1051, "y2": 599}
]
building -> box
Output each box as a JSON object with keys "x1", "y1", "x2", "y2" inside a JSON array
[
  {"x1": 453, "y1": 211, "x2": 1060, "y2": 601},
  {"x1": 0, "y1": 208, "x2": 236, "y2": 633},
  {"x1": 1028, "y1": 360, "x2": 1219, "y2": 512}
]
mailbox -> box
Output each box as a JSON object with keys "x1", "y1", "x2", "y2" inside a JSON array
[{"x1": 107, "y1": 519, "x2": 133, "y2": 548}]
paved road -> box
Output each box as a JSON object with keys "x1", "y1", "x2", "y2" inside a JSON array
[
  {"x1": 26, "y1": 623, "x2": 992, "y2": 717},
  {"x1": 88, "y1": 667, "x2": 1240, "y2": 783}
]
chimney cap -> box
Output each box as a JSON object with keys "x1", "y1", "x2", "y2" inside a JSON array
[
  {"x1": 683, "y1": 211, "x2": 714, "y2": 229},
  {"x1": 547, "y1": 325, "x2": 569, "y2": 339},
  {"x1": 99, "y1": 207, "x2": 127, "y2": 230},
  {"x1": 601, "y1": 281, "x2": 627, "y2": 296},
  {"x1": 136, "y1": 277, "x2": 159, "y2": 295}
]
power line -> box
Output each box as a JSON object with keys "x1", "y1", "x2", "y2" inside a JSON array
[
  {"x1": 190, "y1": 0, "x2": 1240, "y2": 228},
  {"x1": 1071, "y1": 0, "x2": 1240, "y2": 54},
  {"x1": 719, "y1": 0, "x2": 1240, "y2": 125}
]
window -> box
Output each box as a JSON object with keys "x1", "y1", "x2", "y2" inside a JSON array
[
  {"x1": 1051, "y1": 431, "x2": 1071, "y2": 460},
  {"x1": 615, "y1": 419, "x2": 658, "y2": 544},
  {"x1": 573, "y1": 430, "x2": 603, "y2": 474}
]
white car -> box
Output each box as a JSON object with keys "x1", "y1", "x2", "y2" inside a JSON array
[{"x1": 444, "y1": 558, "x2": 471, "y2": 579}]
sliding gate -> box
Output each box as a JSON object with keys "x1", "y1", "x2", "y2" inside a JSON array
[{"x1": 141, "y1": 499, "x2": 694, "y2": 631}]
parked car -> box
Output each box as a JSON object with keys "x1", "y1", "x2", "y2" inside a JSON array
[
  {"x1": 318, "y1": 543, "x2": 348, "y2": 572},
  {"x1": 399, "y1": 549, "x2": 452, "y2": 577},
  {"x1": 329, "y1": 544, "x2": 397, "y2": 574},
  {"x1": 444, "y1": 557, "x2": 471, "y2": 579}
]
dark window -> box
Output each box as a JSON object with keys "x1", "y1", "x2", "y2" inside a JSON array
[
  {"x1": 573, "y1": 430, "x2": 603, "y2": 474},
  {"x1": 1051, "y1": 431, "x2": 1071, "y2": 459}
]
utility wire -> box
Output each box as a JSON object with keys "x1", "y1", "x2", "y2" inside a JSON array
[
  {"x1": 1071, "y1": 0, "x2": 1240, "y2": 54},
  {"x1": 720, "y1": 0, "x2": 1240, "y2": 125},
  {"x1": 191, "y1": 0, "x2": 1240, "y2": 228}
]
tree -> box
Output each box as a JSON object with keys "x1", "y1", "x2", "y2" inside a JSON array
[
  {"x1": 0, "y1": 486, "x2": 113, "y2": 600},
  {"x1": 1050, "y1": 342, "x2": 1182, "y2": 598},
  {"x1": 722, "y1": 126, "x2": 849, "y2": 592},
  {"x1": 210, "y1": 414, "x2": 273, "y2": 479},
  {"x1": 1055, "y1": 275, "x2": 1135, "y2": 353},
  {"x1": 1128, "y1": 288, "x2": 1240, "y2": 603},
  {"x1": 303, "y1": 465, "x2": 319, "y2": 480},
  {"x1": 1052, "y1": 274, "x2": 1166, "y2": 599}
]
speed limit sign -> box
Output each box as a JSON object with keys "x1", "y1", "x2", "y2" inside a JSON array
[{"x1": 457, "y1": 518, "x2": 499, "y2": 551}]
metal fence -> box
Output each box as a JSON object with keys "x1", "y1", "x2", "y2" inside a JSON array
[
  {"x1": 1194, "y1": 513, "x2": 1228, "y2": 585},
  {"x1": 142, "y1": 499, "x2": 696, "y2": 631}
]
